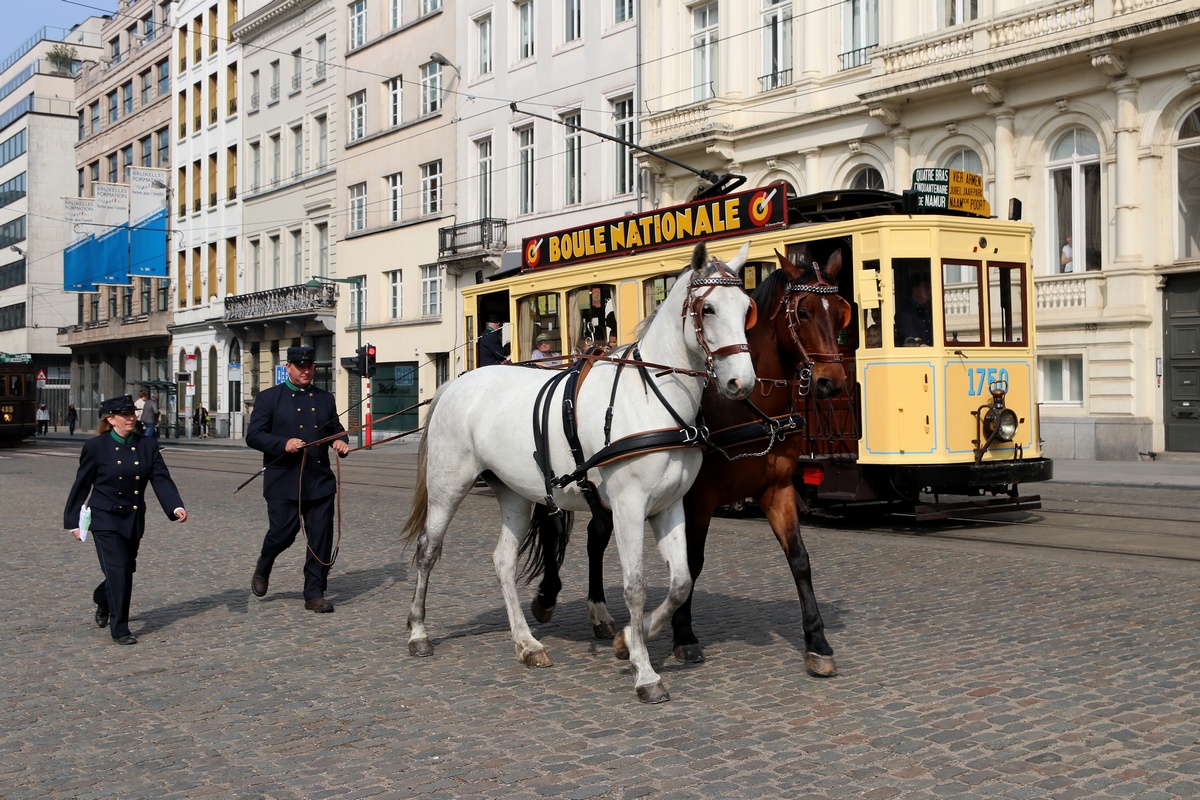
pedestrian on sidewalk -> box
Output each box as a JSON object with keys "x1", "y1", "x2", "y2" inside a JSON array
[
  {"x1": 62, "y1": 395, "x2": 188, "y2": 645},
  {"x1": 140, "y1": 393, "x2": 159, "y2": 439},
  {"x1": 36, "y1": 404, "x2": 49, "y2": 435},
  {"x1": 194, "y1": 403, "x2": 210, "y2": 438},
  {"x1": 66, "y1": 403, "x2": 77, "y2": 435},
  {"x1": 245, "y1": 345, "x2": 349, "y2": 613}
]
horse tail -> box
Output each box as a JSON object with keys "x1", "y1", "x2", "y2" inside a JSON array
[
  {"x1": 517, "y1": 504, "x2": 573, "y2": 584},
  {"x1": 401, "y1": 389, "x2": 440, "y2": 549}
]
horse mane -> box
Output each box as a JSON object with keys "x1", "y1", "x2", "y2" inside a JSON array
[{"x1": 750, "y1": 259, "x2": 821, "y2": 308}]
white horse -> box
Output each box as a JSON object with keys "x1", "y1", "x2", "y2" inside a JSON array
[{"x1": 401, "y1": 242, "x2": 756, "y2": 703}]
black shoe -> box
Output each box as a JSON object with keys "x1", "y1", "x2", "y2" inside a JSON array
[
  {"x1": 112, "y1": 634, "x2": 138, "y2": 645},
  {"x1": 251, "y1": 573, "x2": 268, "y2": 597},
  {"x1": 304, "y1": 597, "x2": 334, "y2": 613},
  {"x1": 95, "y1": 607, "x2": 110, "y2": 628}
]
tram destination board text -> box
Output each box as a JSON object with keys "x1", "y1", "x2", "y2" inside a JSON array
[{"x1": 910, "y1": 169, "x2": 991, "y2": 217}]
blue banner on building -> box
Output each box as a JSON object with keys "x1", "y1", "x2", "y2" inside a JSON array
[
  {"x1": 93, "y1": 183, "x2": 132, "y2": 286},
  {"x1": 62, "y1": 196, "x2": 98, "y2": 293},
  {"x1": 128, "y1": 167, "x2": 169, "y2": 277}
]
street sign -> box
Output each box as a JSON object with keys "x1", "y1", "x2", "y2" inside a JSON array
[
  {"x1": 0, "y1": 352, "x2": 32, "y2": 363},
  {"x1": 275, "y1": 365, "x2": 287, "y2": 385},
  {"x1": 910, "y1": 168, "x2": 991, "y2": 217}
]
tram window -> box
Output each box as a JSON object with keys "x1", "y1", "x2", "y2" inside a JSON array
[
  {"x1": 569, "y1": 285, "x2": 617, "y2": 352},
  {"x1": 9, "y1": 375, "x2": 21, "y2": 396},
  {"x1": 645, "y1": 274, "x2": 677, "y2": 317},
  {"x1": 942, "y1": 260, "x2": 983, "y2": 345},
  {"x1": 863, "y1": 308, "x2": 882, "y2": 349},
  {"x1": 742, "y1": 260, "x2": 776, "y2": 291},
  {"x1": 516, "y1": 292, "x2": 562, "y2": 361},
  {"x1": 892, "y1": 258, "x2": 935, "y2": 347},
  {"x1": 987, "y1": 263, "x2": 1027, "y2": 345}
]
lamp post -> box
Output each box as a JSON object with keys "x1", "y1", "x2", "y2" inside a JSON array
[{"x1": 305, "y1": 275, "x2": 365, "y2": 447}]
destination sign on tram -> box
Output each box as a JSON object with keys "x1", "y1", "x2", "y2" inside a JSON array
[
  {"x1": 522, "y1": 184, "x2": 789, "y2": 270},
  {"x1": 910, "y1": 169, "x2": 991, "y2": 217}
]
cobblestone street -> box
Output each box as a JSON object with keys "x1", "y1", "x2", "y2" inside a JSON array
[{"x1": 3, "y1": 444, "x2": 1198, "y2": 799}]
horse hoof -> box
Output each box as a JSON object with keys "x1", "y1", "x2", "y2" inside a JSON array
[
  {"x1": 805, "y1": 652, "x2": 838, "y2": 677},
  {"x1": 613, "y1": 631, "x2": 630, "y2": 661},
  {"x1": 592, "y1": 621, "x2": 618, "y2": 640},
  {"x1": 522, "y1": 649, "x2": 553, "y2": 668},
  {"x1": 673, "y1": 644, "x2": 705, "y2": 663},
  {"x1": 636, "y1": 682, "x2": 670, "y2": 704},
  {"x1": 530, "y1": 598, "x2": 555, "y2": 624},
  {"x1": 408, "y1": 639, "x2": 434, "y2": 658}
]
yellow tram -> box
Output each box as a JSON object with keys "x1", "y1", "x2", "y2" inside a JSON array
[{"x1": 461, "y1": 179, "x2": 1052, "y2": 518}]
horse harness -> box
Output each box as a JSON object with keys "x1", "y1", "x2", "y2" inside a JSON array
[{"x1": 531, "y1": 262, "x2": 749, "y2": 519}]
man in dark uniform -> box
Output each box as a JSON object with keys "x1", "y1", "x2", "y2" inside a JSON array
[
  {"x1": 895, "y1": 271, "x2": 934, "y2": 346},
  {"x1": 478, "y1": 314, "x2": 510, "y2": 366},
  {"x1": 63, "y1": 394, "x2": 188, "y2": 645},
  {"x1": 246, "y1": 345, "x2": 350, "y2": 612}
]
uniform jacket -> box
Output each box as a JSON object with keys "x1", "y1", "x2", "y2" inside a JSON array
[
  {"x1": 62, "y1": 432, "x2": 185, "y2": 538},
  {"x1": 245, "y1": 381, "x2": 348, "y2": 500}
]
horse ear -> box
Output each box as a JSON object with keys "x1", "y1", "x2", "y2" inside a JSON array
[
  {"x1": 825, "y1": 248, "x2": 843, "y2": 280},
  {"x1": 691, "y1": 243, "x2": 708, "y2": 273},
  {"x1": 726, "y1": 241, "x2": 751, "y2": 275},
  {"x1": 775, "y1": 248, "x2": 802, "y2": 281}
]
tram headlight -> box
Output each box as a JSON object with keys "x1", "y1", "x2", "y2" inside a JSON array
[{"x1": 984, "y1": 406, "x2": 1019, "y2": 442}]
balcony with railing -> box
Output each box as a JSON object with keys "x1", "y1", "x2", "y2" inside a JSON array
[
  {"x1": 759, "y1": 68, "x2": 793, "y2": 93},
  {"x1": 438, "y1": 218, "x2": 508, "y2": 274},
  {"x1": 641, "y1": 96, "x2": 738, "y2": 149},
  {"x1": 870, "y1": 0, "x2": 1156, "y2": 78},
  {"x1": 223, "y1": 283, "x2": 337, "y2": 323}
]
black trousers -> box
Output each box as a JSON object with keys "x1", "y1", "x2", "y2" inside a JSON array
[
  {"x1": 257, "y1": 495, "x2": 335, "y2": 599},
  {"x1": 92, "y1": 529, "x2": 141, "y2": 639}
]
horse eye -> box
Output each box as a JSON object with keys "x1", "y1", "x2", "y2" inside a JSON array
[
  {"x1": 795, "y1": 308, "x2": 810, "y2": 320},
  {"x1": 702, "y1": 303, "x2": 715, "y2": 316}
]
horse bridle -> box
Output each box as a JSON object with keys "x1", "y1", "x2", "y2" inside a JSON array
[
  {"x1": 683, "y1": 257, "x2": 756, "y2": 379},
  {"x1": 767, "y1": 274, "x2": 846, "y2": 399}
]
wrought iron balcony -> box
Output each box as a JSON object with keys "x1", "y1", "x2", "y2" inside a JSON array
[
  {"x1": 223, "y1": 283, "x2": 337, "y2": 323},
  {"x1": 438, "y1": 217, "x2": 507, "y2": 258}
]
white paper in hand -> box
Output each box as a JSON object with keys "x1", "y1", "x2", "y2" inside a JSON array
[{"x1": 78, "y1": 505, "x2": 91, "y2": 542}]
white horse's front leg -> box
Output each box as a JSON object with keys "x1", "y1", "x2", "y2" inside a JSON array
[
  {"x1": 491, "y1": 487, "x2": 551, "y2": 667},
  {"x1": 644, "y1": 501, "x2": 692, "y2": 642},
  {"x1": 612, "y1": 501, "x2": 691, "y2": 659},
  {"x1": 611, "y1": 502, "x2": 669, "y2": 703}
]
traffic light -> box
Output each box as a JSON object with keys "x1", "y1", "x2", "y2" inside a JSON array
[
  {"x1": 365, "y1": 343, "x2": 377, "y2": 377},
  {"x1": 354, "y1": 345, "x2": 367, "y2": 376}
]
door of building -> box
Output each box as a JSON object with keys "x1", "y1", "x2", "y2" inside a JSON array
[
  {"x1": 373, "y1": 361, "x2": 420, "y2": 431},
  {"x1": 1163, "y1": 273, "x2": 1200, "y2": 452}
]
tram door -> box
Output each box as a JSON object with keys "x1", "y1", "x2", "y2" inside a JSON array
[{"x1": 1163, "y1": 273, "x2": 1200, "y2": 452}]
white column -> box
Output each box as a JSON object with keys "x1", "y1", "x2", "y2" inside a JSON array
[
  {"x1": 1111, "y1": 77, "x2": 1141, "y2": 265},
  {"x1": 991, "y1": 106, "x2": 1016, "y2": 215}
]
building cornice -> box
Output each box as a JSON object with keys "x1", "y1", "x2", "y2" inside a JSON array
[{"x1": 231, "y1": 0, "x2": 324, "y2": 44}]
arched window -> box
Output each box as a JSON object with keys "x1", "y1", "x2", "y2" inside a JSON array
[
  {"x1": 1178, "y1": 107, "x2": 1200, "y2": 260},
  {"x1": 850, "y1": 166, "x2": 883, "y2": 190},
  {"x1": 942, "y1": 147, "x2": 982, "y2": 175},
  {"x1": 1048, "y1": 127, "x2": 1101, "y2": 273}
]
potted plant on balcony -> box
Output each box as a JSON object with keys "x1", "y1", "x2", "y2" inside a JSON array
[{"x1": 46, "y1": 44, "x2": 78, "y2": 76}]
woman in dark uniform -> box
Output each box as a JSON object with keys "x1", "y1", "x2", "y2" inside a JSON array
[{"x1": 63, "y1": 395, "x2": 188, "y2": 645}]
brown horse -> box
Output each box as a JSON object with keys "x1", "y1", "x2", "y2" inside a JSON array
[{"x1": 525, "y1": 246, "x2": 850, "y2": 676}]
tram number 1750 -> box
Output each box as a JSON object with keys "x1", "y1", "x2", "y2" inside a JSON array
[{"x1": 966, "y1": 367, "x2": 1010, "y2": 396}]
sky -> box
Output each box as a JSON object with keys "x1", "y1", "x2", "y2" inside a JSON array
[{"x1": 1, "y1": 0, "x2": 116, "y2": 66}]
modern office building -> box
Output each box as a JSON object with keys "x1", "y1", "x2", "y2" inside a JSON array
[{"x1": 0, "y1": 21, "x2": 103, "y2": 427}]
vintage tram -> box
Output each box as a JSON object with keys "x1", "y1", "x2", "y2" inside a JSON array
[
  {"x1": 0, "y1": 358, "x2": 38, "y2": 442},
  {"x1": 461, "y1": 178, "x2": 1052, "y2": 518}
]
